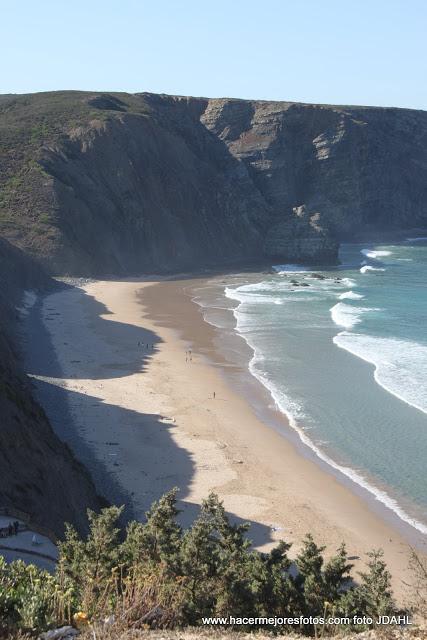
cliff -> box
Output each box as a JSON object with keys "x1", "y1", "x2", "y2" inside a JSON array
[
  {"x1": 1, "y1": 91, "x2": 426, "y2": 535},
  {"x1": 1, "y1": 91, "x2": 426, "y2": 276},
  {"x1": 200, "y1": 98, "x2": 427, "y2": 236},
  {"x1": 0, "y1": 238, "x2": 103, "y2": 536}
]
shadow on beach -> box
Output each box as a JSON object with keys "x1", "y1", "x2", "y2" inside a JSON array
[
  {"x1": 27, "y1": 283, "x2": 159, "y2": 382},
  {"x1": 24, "y1": 283, "x2": 274, "y2": 548}
]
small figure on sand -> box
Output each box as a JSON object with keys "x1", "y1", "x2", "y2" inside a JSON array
[{"x1": 213, "y1": 391, "x2": 216, "y2": 399}]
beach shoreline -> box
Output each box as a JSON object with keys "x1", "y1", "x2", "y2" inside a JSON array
[
  {"x1": 188, "y1": 274, "x2": 427, "y2": 540},
  {"x1": 26, "y1": 275, "x2": 427, "y2": 601}
]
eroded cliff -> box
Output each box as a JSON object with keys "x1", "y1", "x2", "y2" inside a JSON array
[
  {"x1": 1, "y1": 90, "x2": 427, "y2": 535},
  {"x1": 2, "y1": 91, "x2": 426, "y2": 276},
  {"x1": 201, "y1": 97, "x2": 427, "y2": 237}
]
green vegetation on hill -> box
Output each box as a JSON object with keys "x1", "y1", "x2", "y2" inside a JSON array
[
  {"x1": 0, "y1": 491, "x2": 401, "y2": 637},
  {"x1": 0, "y1": 92, "x2": 149, "y2": 238},
  {"x1": 3, "y1": 90, "x2": 427, "y2": 276}
]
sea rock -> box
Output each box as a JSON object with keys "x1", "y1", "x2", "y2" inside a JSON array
[
  {"x1": 2, "y1": 90, "x2": 427, "y2": 555},
  {"x1": 1, "y1": 92, "x2": 426, "y2": 275}
]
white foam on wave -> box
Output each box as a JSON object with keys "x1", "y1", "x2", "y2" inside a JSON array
[
  {"x1": 226, "y1": 277, "x2": 350, "y2": 311},
  {"x1": 360, "y1": 265, "x2": 385, "y2": 273},
  {"x1": 406, "y1": 236, "x2": 427, "y2": 242},
  {"x1": 341, "y1": 277, "x2": 357, "y2": 287},
  {"x1": 273, "y1": 264, "x2": 310, "y2": 274},
  {"x1": 224, "y1": 287, "x2": 427, "y2": 535},
  {"x1": 230, "y1": 280, "x2": 289, "y2": 294},
  {"x1": 257, "y1": 360, "x2": 427, "y2": 536},
  {"x1": 339, "y1": 291, "x2": 364, "y2": 300},
  {"x1": 334, "y1": 332, "x2": 427, "y2": 417},
  {"x1": 330, "y1": 302, "x2": 377, "y2": 329},
  {"x1": 224, "y1": 285, "x2": 286, "y2": 307},
  {"x1": 361, "y1": 249, "x2": 392, "y2": 259}
]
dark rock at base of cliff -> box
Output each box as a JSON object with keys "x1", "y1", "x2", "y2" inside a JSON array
[
  {"x1": 264, "y1": 205, "x2": 339, "y2": 264},
  {"x1": 1, "y1": 91, "x2": 426, "y2": 275}
]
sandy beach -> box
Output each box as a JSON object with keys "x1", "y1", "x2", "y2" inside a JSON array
[{"x1": 27, "y1": 276, "x2": 427, "y2": 602}]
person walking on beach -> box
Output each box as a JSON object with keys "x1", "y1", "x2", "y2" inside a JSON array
[{"x1": 213, "y1": 391, "x2": 216, "y2": 399}]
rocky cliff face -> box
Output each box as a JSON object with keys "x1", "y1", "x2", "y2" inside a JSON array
[
  {"x1": 0, "y1": 92, "x2": 268, "y2": 275},
  {"x1": 1, "y1": 91, "x2": 427, "y2": 536},
  {"x1": 0, "y1": 238, "x2": 102, "y2": 536},
  {"x1": 2, "y1": 91, "x2": 426, "y2": 276},
  {"x1": 39, "y1": 102, "x2": 267, "y2": 274},
  {"x1": 200, "y1": 98, "x2": 427, "y2": 236}
]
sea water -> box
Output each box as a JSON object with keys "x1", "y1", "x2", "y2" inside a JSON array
[{"x1": 194, "y1": 239, "x2": 427, "y2": 534}]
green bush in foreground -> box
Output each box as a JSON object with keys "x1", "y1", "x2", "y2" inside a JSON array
[{"x1": 0, "y1": 490, "x2": 400, "y2": 636}]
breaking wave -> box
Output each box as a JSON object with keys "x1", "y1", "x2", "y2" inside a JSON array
[
  {"x1": 333, "y1": 332, "x2": 427, "y2": 417},
  {"x1": 224, "y1": 285, "x2": 427, "y2": 536},
  {"x1": 330, "y1": 302, "x2": 377, "y2": 329},
  {"x1": 273, "y1": 264, "x2": 310, "y2": 274},
  {"x1": 360, "y1": 249, "x2": 392, "y2": 259},
  {"x1": 339, "y1": 291, "x2": 364, "y2": 300},
  {"x1": 360, "y1": 265, "x2": 386, "y2": 273}
]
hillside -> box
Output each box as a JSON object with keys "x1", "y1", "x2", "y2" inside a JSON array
[
  {"x1": 1, "y1": 90, "x2": 427, "y2": 535},
  {"x1": 1, "y1": 91, "x2": 426, "y2": 275},
  {"x1": 0, "y1": 237, "x2": 103, "y2": 536}
]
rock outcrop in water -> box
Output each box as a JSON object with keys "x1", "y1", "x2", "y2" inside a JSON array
[
  {"x1": 1, "y1": 91, "x2": 426, "y2": 534},
  {"x1": 1, "y1": 91, "x2": 426, "y2": 275}
]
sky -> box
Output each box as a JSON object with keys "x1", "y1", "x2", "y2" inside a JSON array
[{"x1": 1, "y1": 0, "x2": 426, "y2": 109}]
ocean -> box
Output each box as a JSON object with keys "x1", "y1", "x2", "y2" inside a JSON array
[{"x1": 192, "y1": 238, "x2": 427, "y2": 536}]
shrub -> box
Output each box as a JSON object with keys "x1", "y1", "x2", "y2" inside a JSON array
[{"x1": 0, "y1": 491, "x2": 401, "y2": 636}]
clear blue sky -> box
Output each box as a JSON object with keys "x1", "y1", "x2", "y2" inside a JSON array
[{"x1": 2, "y1": 0, "x2": 426, "y2": 109}]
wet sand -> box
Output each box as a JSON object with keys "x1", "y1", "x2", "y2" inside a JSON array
[{"x1": 28, "y1": 277, "x2": 427, "y2": 602}]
